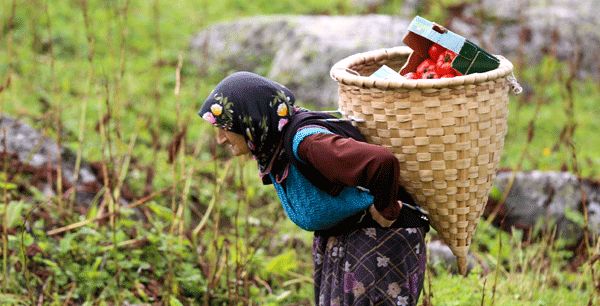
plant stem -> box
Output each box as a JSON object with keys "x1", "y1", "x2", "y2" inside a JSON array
[
  {"x1": 491, "y1": 219, "x2": 503, "y2": 305},
  {"x1": 47, "y1": 159, "x2": 210, "y2": 236},
  {"x1": 44, "y1": 0, "x2": 64, "y2": 215},
  {"x1": 69, "y1": 0, "x2": 95, "y2": 212},
  {"x1": 192, "y1": 159, "x2": 233, "y2": 242},
  {"x1": 563, "y1": 39, "x2": 597, "y2": 303},
  {"x1": 1, "y1": 130, "x2": 7, "y2": 293},
  {"x1": 483, "y1": 76, "x2": 547, "y2": 229},
  {"x1": 1, "y1": 0, "x2": 15, "y2": 294}
]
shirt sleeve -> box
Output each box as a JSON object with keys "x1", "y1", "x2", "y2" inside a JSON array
[{"x1": 296, "y1": 133, "x2": 401, "y2": 221}]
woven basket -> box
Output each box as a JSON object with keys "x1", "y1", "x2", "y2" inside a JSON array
[{"x1": 330, "y1": 46, "x2": 514, "y2": 275}]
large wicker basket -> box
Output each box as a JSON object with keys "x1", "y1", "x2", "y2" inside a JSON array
[{"x1": 330, "y1": 46, "x2": 515, "y2": 275}]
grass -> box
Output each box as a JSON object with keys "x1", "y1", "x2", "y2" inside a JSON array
[
  {"x1": 501, "y1": 56, "x2": 600, "y2": 178},
  {"x1": 424, "y1": 222, "x2": 599, "y2": 306},
  {"x1": 1, "y1": 0, "x2": 599, "y2": 305}
]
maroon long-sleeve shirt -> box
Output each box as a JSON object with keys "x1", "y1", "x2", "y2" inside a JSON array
[{"x1": 295, "y1": 133, "x2": 401, "y2": 221}]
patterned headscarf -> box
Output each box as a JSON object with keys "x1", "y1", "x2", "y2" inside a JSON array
[{"x1": 198, "y1": 71, "x2": 299, "y2": 181}]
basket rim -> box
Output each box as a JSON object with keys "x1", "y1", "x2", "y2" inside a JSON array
[{"x1": 330, "y1": 46, "x2": 514, "y2": 90}]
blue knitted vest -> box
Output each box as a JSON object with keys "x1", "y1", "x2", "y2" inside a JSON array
[{"x1": 270, "y1": 127, "x2": 374, "y2": 231}]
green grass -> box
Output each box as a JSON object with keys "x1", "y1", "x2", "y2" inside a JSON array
[
  {"x1": 424, "y1": 222, "x2": 598, "y2": 306},
  {"x1": 1, "y1": 0, "x2": 599, "y2": 305},
  {"x1": 501, "y1": 57, "x2": 600, "y2": 178}
]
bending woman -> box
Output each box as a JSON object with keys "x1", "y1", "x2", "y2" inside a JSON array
[{"x1": 198, "y1": 71, "x2": 429, "y2": 306}]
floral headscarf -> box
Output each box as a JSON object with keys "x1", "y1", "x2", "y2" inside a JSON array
[{"x1": 199, "y1": 71, "x2": 299, "y2": 181}]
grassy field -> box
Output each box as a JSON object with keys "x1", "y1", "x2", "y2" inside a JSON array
[{"x1": 1, "y1": 0, "x2": 599, "y2": 305}]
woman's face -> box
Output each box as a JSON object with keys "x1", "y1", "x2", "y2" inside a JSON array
[{"x1": 216, "y1": 127, "x2": 250, "y2": 156}]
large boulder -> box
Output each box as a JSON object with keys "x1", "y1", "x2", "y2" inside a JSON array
[
  {"x1": 448, "y1": 0, "x2": 600, "y2": 78},
  {"x1": 189, "y1": 2, "x2": 600, "y2": 108},
  {"x1": 0, "y1": 114, "x2": 97, "y2": 187},
  {"x1": 0, "y1": 114, "x2": 132, "y2": 209},
  {"x1": 190, "y1": 15, "x2": 411, "y2": 108},
  {"x1": 492, "y1": 170, "x2": 600, "y2": 241}
]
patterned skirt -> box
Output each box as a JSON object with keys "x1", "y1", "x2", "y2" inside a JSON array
[{"x1": 313, "y1": 227, "x2": 427, "y2": 306}]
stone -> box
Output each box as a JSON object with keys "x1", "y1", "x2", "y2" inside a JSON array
[
  {"x1": 451, "y1": 0, "x2": 600, "y2": 78},
  {"x1": 189, "y1": 2, "x2": 600, "y2": 108},
  {"x1": 1, "y1": 114, "x2": 101, "y2": 206},
  {"x1": 427, "y1": 240, "x2": 480, "y2": 274},
  {"x1": 493, "y1": 170, "x2": 600, "y2": 241},
  {"x1": 190, "y1": 15, "x2": 411, "y2": 108}
]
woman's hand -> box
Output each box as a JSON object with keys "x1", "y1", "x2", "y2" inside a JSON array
[{"x1": 369, "y1": 201, "x2": 402, "y2": 227}]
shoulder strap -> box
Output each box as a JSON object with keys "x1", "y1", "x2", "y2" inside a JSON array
[
  {"x1": 283, "y1": 111, "x2": 366, "y2": 196},
  {"x1": 288, "y1": 111, "x2": 366, "y2": 141}
]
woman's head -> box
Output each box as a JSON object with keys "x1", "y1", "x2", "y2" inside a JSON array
[{"x1": 198, "y1": 72, "x2": 297, "y2": 173}]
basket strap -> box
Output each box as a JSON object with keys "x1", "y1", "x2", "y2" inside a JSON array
[
  {"x1": 506, "y1": 72, "x2": 523, "y2": 95},
  {"x1": 355, "y1": 186, "x2": 430, "y2": 216},
  {"x1": 321, "y1": 109, "x2": 366, "y2": 122},
  {"x1": 493, "y1": 55, "x2": 523, "y2": 95}
]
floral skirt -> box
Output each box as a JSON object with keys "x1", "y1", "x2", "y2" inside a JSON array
[{"x1": 313, "y1": 227, "x2": 427, "y2": 306}]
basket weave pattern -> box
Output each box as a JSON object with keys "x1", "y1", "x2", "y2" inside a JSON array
[{"x1": 331, "y1": 47, "x2": 512, "y2": 272}]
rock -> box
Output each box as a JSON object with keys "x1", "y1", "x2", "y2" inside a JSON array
[
  {"x1": 1, "y1": 114, "x2": 97, "y2": 186},
  {"x1": 190, "y1": 15, "x2": 411, "y2": 108},
  {"x1": 492, "y1": 170, "x2": 600, "y2": 241},
  {"x1": 190, "y1": 1, "x2": 600, "y2": 108},
  {"x1": 1, "y1": 114, "x2": 146, "y2": 219},
  {"x1": 0, "y1": 114, "x2": 119, "y2": 209},
  {"x1": 350, "y1": 0, "x2": 386, "y2": 10},
  {"x1": 190, "y1": 16, "x2": 292, "y2": 74},
  {"x1": 427, "y1": 240, "x2": 481, "y2": 274},
  {"x1": 450, "y1": 0, "x2": 600, "y2": 78}
]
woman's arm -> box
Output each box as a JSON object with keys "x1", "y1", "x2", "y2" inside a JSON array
[{"x1": 296, "y1": 133, "x2": 402, "y2": 222}]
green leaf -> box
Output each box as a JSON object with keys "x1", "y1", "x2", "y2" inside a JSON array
[
  {"x1": 564, "y1": 206, "x2": 585, "y2": 228},
  {"x1": 118, "y1": 218, "x2": 137, "y2": 227},
  {"x1": 60, "y1": 232, "x2": 77, "y2": 253},
  {"x1": 275, "y1": 290, "x2": 292, "y2": 301},
  {"x1": 87, "y1": 203, "x2": 99, "y2": 220},
  {"x1": 138, "y1": 261, "x2": 151, "y2": 270},
  {"x1": 147, "y1": 202, "x2": 174, "y2": 221},
  {"x1": 265, "y1": 250, "x2": 297, "y2": 275},
  {"x1": 0, "y1": 181, "x2": 17, "y2": 190},
  {"x1": 5, "y1": 200, "x2": 24, "y2": 227},
  {"x1": 489, "y1": 185, "x2": 503, "y2": 202},
  {"x1": 91, "y1": 256, "x2": 103, "y2": 271},
  {"x1": 78, "y1": 226, "x2": 100, "y2": 237},
  {"x1": 169, "y1": 298, "x2": 183, "y2": 306}
]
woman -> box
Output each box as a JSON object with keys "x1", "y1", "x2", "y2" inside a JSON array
[{"x1": 199, "y1": 71, "x2": 429, "y2": 306}]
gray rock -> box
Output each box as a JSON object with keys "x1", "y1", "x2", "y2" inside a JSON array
[
  {"x1": 493, "y1": 170, "x2": 600, "y2": 241},
  {"x1": 1, "y1": 115, "x2": 141, "y2": 218},
  {"x1": 269, "y1": 15, "x2": 410, "y2": 109},
  {"x1": 1, "y1": 114, "x2": 98, "y2": 204},
  {"x1": 427, "y1": 240, "x2": 480, "y2": 274},
  {"x1": 1, "y1": 114, "x2": 96, "y2": 185},
  {"x1": 350, "y1": 0, "x2": 386, "y2": 9},
  {"x1": 189, "y1": 2, "x2": 600, "y2": 108},
  {"x1": 190, "y1": 15, "x2": 411, "y2": 108},
  {"x1": 190, "y1": 16, "x2": 293, "y2": 75},
  {"x1": 453, "y1": 0, "x2": 600, "y2": 78},
  {"x1": 1, "y1": 115, "x2": 60, "y2": 168}
]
